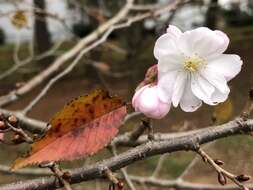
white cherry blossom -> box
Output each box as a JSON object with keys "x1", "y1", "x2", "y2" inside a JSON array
[{"x1": 154, "y1": 25, "x2": 242, "y2": 112}]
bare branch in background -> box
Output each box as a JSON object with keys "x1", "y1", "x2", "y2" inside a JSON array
[
  {"x1": 0, "y1": 38, "x2": 64, "y2": 81},
  {"x1": 0, "y1": 0, "x2": 186, "y2": 107}
]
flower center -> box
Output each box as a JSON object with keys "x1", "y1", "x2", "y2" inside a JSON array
[{"x1": 183, "y1": 55, "x2": 204, "y2": 72}]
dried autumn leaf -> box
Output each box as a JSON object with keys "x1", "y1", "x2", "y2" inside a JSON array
[
  {"x1": 11, "y1": 10, "x2": 28, "y2": 29},
  {"x1": 12, "y1": 89, "x2": 126, "y2": 170}
]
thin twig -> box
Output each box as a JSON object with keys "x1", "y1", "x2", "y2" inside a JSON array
[
  {"x1": 111, "y1": 145, "x2": 137, "y2": 190},
  {"x1": 151, "y1": 154, "x2": 168, "y2": 178},
  {"x1": 196, "y1": 147, "x2": 250, "y2": 190}
]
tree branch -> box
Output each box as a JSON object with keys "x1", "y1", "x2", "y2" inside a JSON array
[{"x1": 0, "y1": 118, "x2": 252, "y2": 190}]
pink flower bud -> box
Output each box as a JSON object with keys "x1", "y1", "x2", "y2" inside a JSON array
[{"x1": 132, "y1": 85, "x2": 171, "y2": 119}]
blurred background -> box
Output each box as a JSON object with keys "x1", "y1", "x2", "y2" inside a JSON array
[{"x1": 0, "y1": 0, "x2": 252, "y2": 189}]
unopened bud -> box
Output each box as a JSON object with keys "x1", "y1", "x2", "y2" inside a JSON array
[
  {"x1": 8, "y1": 115, "x2": 18, "y2": 126},
  {"x1": 117, "y1": 181, "x2": 124, "y2": 189},
  {"x1": 12, "y1": 133, "x2": 25, "y2": 144},
  {"x1": 62, "y1": 171, "x2": 71, "y2": 181},
  {"x1": 235, "y1": 174, "x2": 251, "y2": 182},
  {"x1": 214, "y1": 159, "x2": 224, "y2": 166},
  {"x1": 0, "y1": 121, "x2": 6, "y2": 129},
  {"x1": 218, "y1": 172, "x2": 227, "y2": 186},
  {"x1": 33, "y1": 134, "x2": 39, "y2": 140}
]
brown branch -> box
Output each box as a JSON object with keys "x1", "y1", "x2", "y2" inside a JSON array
[
  {"x1": 0, "y1": 109, "x2": 46, "y2": 133},
  {"x1": 49, "y1": 164, "x2": 72, "y2": 190},
  {"x1": 0, "y1": 118, "x2": 252, "y2": 190}
]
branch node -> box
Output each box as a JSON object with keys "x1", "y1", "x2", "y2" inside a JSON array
[{"x1": 104, "y1": 168, "x2": 124, "y2": 190}]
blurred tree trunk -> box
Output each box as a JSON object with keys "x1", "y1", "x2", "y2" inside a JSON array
[
  {"x1": 33, "y1": 0, "x2": 53, "y2": 66},
  {"x1": 205, "y1": 0, "x2": 219, "y2": 29}
]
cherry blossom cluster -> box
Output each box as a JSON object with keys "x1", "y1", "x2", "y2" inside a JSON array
[{"x1": 132, "y1": 25, "x2": 243, "y2": 119}]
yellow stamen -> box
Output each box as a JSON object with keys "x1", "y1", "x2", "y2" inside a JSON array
[{"x1": 184, "y1": 55, "x2": 204, "y2": 72}]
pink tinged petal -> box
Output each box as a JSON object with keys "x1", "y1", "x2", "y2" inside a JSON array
[
  {"x1": 172, "y1": 71, "x2": 187, "y2": 107},
  {"x1": 191, "y1": 73, "x2": 215, "y2": 105},
  {"x1": 132, "y1": 85, "x2": 147, "y2": 109},
  {"x1": 180, "y1": 79, "x2": 202, "y2": 112},
  {"x1": 157, "y1": 70, "x2": 179, "y2": 103},
  {"x1": 154, "y1": 33, "x2": 179, "y2": 60},
  {"x1": 132, "y1": 85, "x2": 171, "y2": 119},
  {"x1": 137, "y1": 86, "x2": 159, "y2": 111},
  {"x1": 178, "y1": 27, "x2": 229, "y2": 58},
  {"x1": 214, "y1": 30, "x2": 229, "y2": 54},
  {"x1": 158, "y1": 54, "x2": 183, "y2": 73},
  {"x1": 166, "y1": 25, "x2": 183, "y2": 38},
  {"x1": 200, "y1": 66, "x2": 230, "y2": 94},
  {"x1": 207, "y1": 54, "x2": 243, "y2": 81},
  {"x1": 146, "y1": 99, "x2": 171, "y2": 119}
]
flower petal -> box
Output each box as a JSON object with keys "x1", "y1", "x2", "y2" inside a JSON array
[
  {"x1": 158, "y1": 54, "x2": 183, "y2": 73},
  {"x1": 154, "y1": 33, "x2": 179, "y2": 60},
  {"x1": 178, "y1": 27, "x2": 228, "y2": 58},
  {"x1": 180, "y1": 79, "x2": 202, "y2": 112},
  {"x1": 207, "y1": 54, "x2": 243, "y2": 81},
  {"x1": 214, "y1": 30, "x2": 229, "y2": 54},
  {"x1": 191, "y1": 73, "x2": 215, "y2": 105},
  {"x1": 211, "y1": 88, "x2": 229, "y2": 103},
  {"x1": 172, "y1": 71, "x2": 187, "y2": 107},
  {"x1": 200, "y1": 66, "x2": 229, "y2": 94},
  {"x1": 157, "y1": 70, "x2": 178, "y2": 103},
  {"x1": 166, "y1": 25, "x2": 183, "y2": 38}
]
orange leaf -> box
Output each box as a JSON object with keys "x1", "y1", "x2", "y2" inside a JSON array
[{"x1": 12, "y1": 89, "x2": 126, "y2": 170}]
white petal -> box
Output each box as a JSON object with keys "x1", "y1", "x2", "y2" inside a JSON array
[
  {"x1": 211, "y1": 88, "x2": 229, "y2": 103},
  {"x1": 158, "y1": 54, "x2": 183, "y2": 73},
  {"x1": 166, "y1": 25, "x2": 183, "y2": 38},
  {"x1": 180, "y1": 79, "x2": 202, "y2": 112},
  {"x1": 154, "y1": 33, "x2": 179, "y2": 60},
  {"x1": 157, "y1": 70, "x2": 178, "y2": 103},
  {"x1": 191, "y1": 73, "x2": 215, "y2": 105},
  {"x1": 214, "y1": 30, "x2": 229, "y2": 54},
  {"x1": 172, "y1": 71, "x2": 187, "y2": 107},
  {"x1": 207, "y1": 54, "x2": 243, "y2": 81},
  {"x1": 200, "y1": 66, "x2": 229, "y2": 94},
  {"x1": 178, "y1": 27, "x2": 228, "y2": 58}
]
